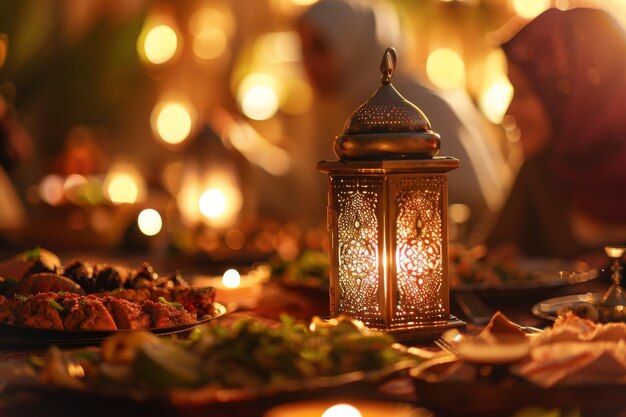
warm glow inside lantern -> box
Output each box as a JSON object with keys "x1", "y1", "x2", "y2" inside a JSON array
[{"x1": 317, "y1": 48, "x2": 465, "y2": 340}]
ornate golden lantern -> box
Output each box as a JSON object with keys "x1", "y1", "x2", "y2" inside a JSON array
[{"x1": 317, "y1": 48, "x2": 465, "y2": 340}]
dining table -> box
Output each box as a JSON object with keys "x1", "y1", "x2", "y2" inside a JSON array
[{"x1": 0, "y1": 249, "x2": 622, "y2": 417}]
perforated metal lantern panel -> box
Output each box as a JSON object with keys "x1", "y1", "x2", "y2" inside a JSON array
[
  {"x1": 319, "y1": 160, "x2": 462, "y2": 340},
  {"x1": 317, "y1": 48, "x2": 464, "y2": 340}
]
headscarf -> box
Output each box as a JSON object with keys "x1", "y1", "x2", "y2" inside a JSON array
[
  {"x1": 297, "y1": 0, "x2": 403, "y2": 104},
  {"x1": 502, "y1": 7, "x2": 626, "y2": 222}
]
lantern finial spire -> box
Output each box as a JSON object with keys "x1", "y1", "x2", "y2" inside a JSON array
[{"x1": 380, "y1": 47, "x2": 397, "y2": 85}]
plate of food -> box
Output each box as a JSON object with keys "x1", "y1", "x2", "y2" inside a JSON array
[
  {"x1": 0, "y1": 248, "x2": 226, "y2": 345},
  {"x1": 449, "y1": 245, "x2": 598, "y2": 295},
  {"x1": 271, "y1": 250, "x2": 330, "y2": 292},
  {"x1": 0, "y1": 316, "x2": 424, "y2": 415},
  {"x1": 411, "y1": 312, "x2": 626, "y2": 416},
  {"x1": 531, "y1": 293, "x2": 604, "y2": 322}
]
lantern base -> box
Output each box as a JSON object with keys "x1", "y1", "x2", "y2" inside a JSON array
[{"x1": 382, "y1": 316, "x2": 466, "y2": 342}]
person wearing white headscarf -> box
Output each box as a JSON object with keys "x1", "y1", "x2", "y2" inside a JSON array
[{"x1": 297, "y1": 0, "x2": 511, "y2": 241}]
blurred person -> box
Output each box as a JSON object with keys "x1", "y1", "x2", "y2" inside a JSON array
[
  {"x1": 486, "y1": 8, "x2": 626, "y2": 260},
  {"x1": 297, "y1": 0, "x2": 511, "y2": 242},
  {"x1": 0, "y1": 97, "x2": 29, "y2": 230}
]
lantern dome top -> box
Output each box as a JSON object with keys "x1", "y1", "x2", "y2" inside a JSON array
[{"x1": 334, "y1": 47, "x2": 441, "y2": 160}]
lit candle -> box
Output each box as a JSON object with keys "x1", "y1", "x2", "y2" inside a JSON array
[
  {"x1": 192, "y1": 265, "x2": 269, "y2": 310},
  {"x1": 264, "y1": 400, "x2": 420, "y2": 417}
]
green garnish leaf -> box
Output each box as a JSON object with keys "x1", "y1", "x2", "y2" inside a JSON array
[
  {"x1": 21, "y1": 246, "x2": 41, "y2": 262},
  {"x1": 158, "y1": 296, "x2": 184, "y2": 309},
  {"x1": 47, "y1": 299, "x2": 65, "y2": 312}
]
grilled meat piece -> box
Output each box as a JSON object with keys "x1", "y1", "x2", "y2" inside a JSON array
[
  {"x1": 174, "y1": 287, "x2": 217, "y2": 319},
  {"x1": 154, "y1": 272, "x2": 188, "y2": 289},
  {"x1": 12, "y1": 273, "x2": 85, "y2": 296},
  {"x1": 94, "y1": 264, "x2": 128, "y2": 291},
  {"x1": 14, "y1": 292, "x2": 63, "y2": 330},
  {"x1": 126, "y1": 262, "x2": 158, "y2": 290},
  {"x1": 25, "y1": 258, "x2": 59, "y2": 276},
  {"x1": 101, "y1": 296, "x2": 150, "y2": 330},
  {"x1": 142, "y1": 300, "x2": 196, "y2": 328},
  {"x1": 62, "y1": 260, "x2": 94, "y2": 290},
  {"x1": 61, "y1": 294, "x2": 117, "y2": 331},
  {"x1": 0, "y1": 248, "x2": 61, "y2": 279},
  {"x1": 0, "y1": 295, "x2": 12, "y2": 323}
]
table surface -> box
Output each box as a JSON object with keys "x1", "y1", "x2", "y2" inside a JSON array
[{"x1": 0, "y1": 259, "x2": 619, "y2": 417}]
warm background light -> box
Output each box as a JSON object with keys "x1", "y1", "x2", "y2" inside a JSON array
[
  {"x1": 152, "y1": 101, "x2": 193, "y2": 144},
  {"x1": 137, "y1": 208, "x2": 162, "y2": 236},
  {"x1": 426, "y1": 48, "x2": 465, "y2": 90},
  {"x1": 192, "y1": 28, "x2": 227, "y2": 60},
  {"x1": 222, "y1": 269, "x2": 241, "y2": 288},
  {"x1": 199, "y1": 188, "x2": 226, "y2": 219},
  {"x1": 255, "y1": 31, "x2": 301, "y2": 63},
  {"x1": 103, "y1": 162, "x2": 146, "y2": 205},
  {"x1": 142, "y1": 24, "x2": 178, "y2": 64},
  {"x1": 322, "y1": 404, "x2": 363, "y2": 417},
  {"x1": 290, "y1": 0, "x2": 319, "y2": 5},
  {"x1": 225, "y1": 120, "x2": 291, "y2": 176},
  {"x1": 39, "y1": 174, "x2": 64, "y2": 206},
  {"x1": 513, "y1": 0, "x2": 550, "y2": 19},
  {"x1": 237, "y1": 73, "x2": 281, "y2": 120},
  {"x1": 193, "y1": 170, "x2": 244, "y2": 228},
  {"x1": 241, "y1": 86, "x2": 279, "y2": 120},
  {"x1": 479, "y1": 77, "x2": 513, "y2": 124},
  {"x1": 107, "y1": 174, "x2": 138, "y2": 204},
  {"x1": 0, "y1": 35, "x2": 7, "y2": 68},
  {"x1": 189, "y1": 6, "x2": 234, "y2": 38}
]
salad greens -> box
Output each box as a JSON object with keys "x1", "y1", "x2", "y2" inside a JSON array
[{"x1": 40, "y1": 315, "x2": 412, "y2": 393}]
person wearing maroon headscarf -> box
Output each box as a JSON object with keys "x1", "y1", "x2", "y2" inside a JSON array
[{"x1": 486, "y1": 7, "x2": 626, "y2": 259}]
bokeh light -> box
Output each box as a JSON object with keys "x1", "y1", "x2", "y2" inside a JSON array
[
  {"x1": 241, "y1": 86, "x2": 279, "y2": 120},
  {"x1": 222, "y1": 269, "x2": 241, "y2": 288},
  {"x1": 39, "y1": 174, "x2": 64, "y2": 206},
  {"x1": 449, "y1": 203, "x2": 471, "y2": 225},
  {"x1": 189, "y1": 6, "x2": 234, "y2": 38},
  {"x1": 225, "y1": 229, "x2": 246, "y2": 250},
  {"x1": 555, "y1": 0, "x2": 569, "y2": 10},
  {"x1": 426, "y1": 48, "x2": 465, "y2": 90},
  {"x1": 237, "y1": 73, "x2": 281, "y2": 120},
  {"x1": 199, "y1": 188, "x2": 226, "y2": 219},
  {"x1": 192, "y1": 28, "x2": 228, "y2": 60},
  {"x1": 152, "y1": 101, "x2": 193, "y2": 144},
  {"x1": 479, "y1": 77, "x2": 513, "y2": 124},
  {"x1": 255, "y1": 31, "x2": 301, "y2": 63},
  {"x1": 106, "y1": 174, "x2": 139, "y2": 204},
  {"x1": 196, "y1": 171, "x2": 244, "y2": 228},
  {"x1": 322, "y1": 404, "x2": 363, "y2": 417},
  {"x1": 137, "y1": 208, "x2": 163, "y2": 236},
  {"x1": 513, "y1": 0, "x2": 550, "y2": 19},
  {"x1": 142, "y1": 24, "x2": 178, "y2": 64},
  {"x1": 104, "y1": 162, "x2": 146, "y2": 205},
  {"x1": 0, "y1": 36, "x2": 7, "y2": 68},
  {"x1": 290, "y1": 0, "x2": 319, "y2": 5}
]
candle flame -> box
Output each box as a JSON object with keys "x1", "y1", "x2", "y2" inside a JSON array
[
  {"x1": 322, "y1": 404, "x2": 362, "y2": 417},
  {"x1": 222, "y1": 269, "x2": 241, "y2": 288}
]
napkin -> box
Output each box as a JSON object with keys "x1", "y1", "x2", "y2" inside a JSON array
[
  {"x1": 536, "y1": 312, "x2": 626, "y2": 344},
  {"x1": 515, "y1": 341, "x2": 626, "y2": 387},
  {"x1": 513, "y1": 312, "x2": 626, "y2": 387}
]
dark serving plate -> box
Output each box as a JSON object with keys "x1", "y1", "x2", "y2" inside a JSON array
[
  {"x1": 410, "y1": 357, "x2": 626, "y2": 417},
  {"x1": 0, "y1": 355, "x2": 415, "y2": 417},
  {"x1": 451, "y1": 258, "x2": 598, "y2": 300},
  {"x1": 0, "y1": 302, "x2": 227, "y2": 346}
]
